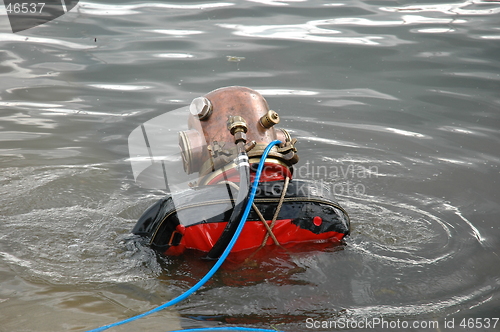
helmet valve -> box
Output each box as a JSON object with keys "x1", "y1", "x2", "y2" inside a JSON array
[
  {"x1": 227, "y1": 115, "x2": 248, "y2": 144},
  {"x1": 259, "y1": 110, "x2": 280, "y2": 129}
]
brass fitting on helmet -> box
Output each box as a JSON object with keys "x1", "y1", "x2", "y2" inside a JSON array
[
  {"x1": 227, "y1": 115, "x2": 248, "y2": 144},
  {"x1": 259, "y1": 110, "x2": 280, "y2": 129}
]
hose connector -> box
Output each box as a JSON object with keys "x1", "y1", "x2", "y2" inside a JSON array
[{"x1": 227, "y1": 115, "x2": 248, "y2": 143}]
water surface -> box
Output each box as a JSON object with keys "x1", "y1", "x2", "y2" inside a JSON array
[{"x1": 1, "y1": 1, "x2": 499, "y2": 331}]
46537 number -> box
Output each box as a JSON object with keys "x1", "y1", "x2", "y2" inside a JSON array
[
  {"x1": 460, "y1": 318, "x2": 499, "y2": 329},
  {"x1": 6, "y1": 3, "x2": 45, "y2": 14}
]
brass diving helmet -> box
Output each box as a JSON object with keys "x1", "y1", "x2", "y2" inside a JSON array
[{"x1": 178, "y1": 86, "x2": 299, "y2": 185}]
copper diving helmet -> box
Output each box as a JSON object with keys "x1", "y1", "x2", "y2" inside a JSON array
[{"x1": 178, "y1": 86, "x2": 298, "y2": 184}]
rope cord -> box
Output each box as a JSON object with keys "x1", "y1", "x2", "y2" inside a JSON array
[
  {"x1": 253, "y1": 201, "x2": 281, "y2": 246},
  {"x1": 260, "y1": 176, "x2": 289, "y2": 248},
  {"x1": 216, "y1": 180, "x2": 281, "y2": 247},
  {"x1": 85, "y1": 140, "x2": 283, "y2": 332}
]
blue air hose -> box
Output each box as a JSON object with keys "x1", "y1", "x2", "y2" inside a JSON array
[{"x1": 86, "y1": 140, "x2": 283, "y2": 332}]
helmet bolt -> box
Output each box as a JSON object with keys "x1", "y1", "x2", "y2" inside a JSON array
[{"x1": 190, "y1": 97, "x2": 213, "y2": 120}]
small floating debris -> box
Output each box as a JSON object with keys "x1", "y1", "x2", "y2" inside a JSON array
[{"x1": 226, "y1": 55, "x2": 246, "y2": 62}]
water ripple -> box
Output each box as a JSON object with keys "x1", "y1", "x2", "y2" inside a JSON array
[
  {"x1": 88, "y1": 84, "x2": 153, "y2": 91},
  {"x1": 0, "y1": 33, "x2": 95, "y2": 50},
  {"x1": 79, "y1": 1, "x2": 234, "y2": 16},
  {"x1": 147, "y1": 29, "x2": 204, "y2": 36},
  {"x1": 247, "y1": 0, "x2": 307, "y2": 6},
  {"x1": 153, "y1": 53, "x2": 195, "y2": 58},
  {"x1": 257, "y1": 89, "x2": 318, "y2": 96},
  {"x1": 381, "y1": 1, "x2": 500, "y2": 16},
  {"x1": 218, "y1": 21, "x2": 411, "y2": 46},
  {"x1": 347, "y1": 281, "x2": 499, "y2": 319},
  {"x1": 310, "y1": 15, "x2": 466, "y2": 26},
  {"x1": 347, "y1": 196, "x2": 457, "y2": 266},
  {"x1": 260, "y1": 88, "x2": 398, "y2": 100}
]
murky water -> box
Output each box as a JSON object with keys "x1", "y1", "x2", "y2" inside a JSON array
[{"x1": 1, "y1": 1, "x2": 499, "y2": 331}]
